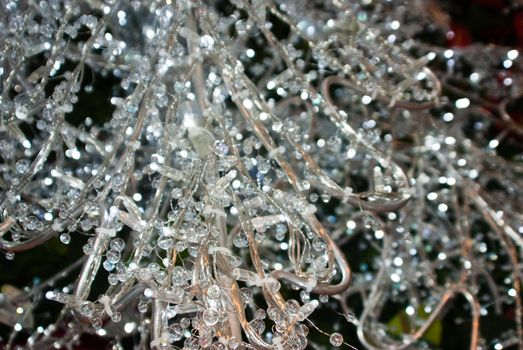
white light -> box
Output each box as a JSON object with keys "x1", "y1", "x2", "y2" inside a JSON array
[
  {"x1": 14, "y1": 323, "x2": 22, "y2": 331},
  {"x1": 393, "y1": 257, "x2": 403, "y2": 266},
  {"x1": 438, "y1": 203, "x2": 448, "y2": 212},
  {"x1": 507, "y1": 49, "x2": 519, "y2": 60},
  {"x1": 390, "y1": 20, "x2": 400, "y2": 30},
  {"x1": 443, "y1": 112, "x2": 454, "y2": 122},
  {"x1": 455, "y1": 98, "x2": 470, "y2": 109},
  {"x1": 274, "y1": 263, "x2": 283, "y2": 270},
  {"x1": 242, "y1": 99, "x2": 254, "y2": 109},
  {"x1": 144, "y1": 28, "x2": 155, "y2": 40},
  {"x1": 199, "y1": 35, "x2": 214, "y2": 49},
  {"x1": 469, "y1": 72, "x2": 480, "y2": 82},
  {"x1": 124, "y1": 322, "x2": 136, "y2": 334},
  {"x1": 387, "y1": 212, "x2": 397, "y2": 220},
  {"x1": 390, "y1": 273, "x2": 401, "y2": 283},
  {"x1": 374, "y1": 230, "x2": 384, "y2": 239},
  {"x1": 346, "y1": 220, "x2": 356, "y2": 230},
  {"x1": 405, "y1": 306, "x2": 415, "y2": 316},
  {"x1": 431, "y1": 142, "x2": 441, "y2": 151},
  {"x1": 416, "y1": 71, "x2": 426, "y2": 80},
  {"x1": 387, "y1": 34, "x2": 396, "y2": 43},
  {"x1": 508, "y1": 288, "x2": 517, "y2": 297},
  {"x1": 133, "y1": 193, "x2": 142, "y2": 201},
  {"x1": 444, "y1": 49, "x2": 454, "y2": 59},
  {"x1": 489, "y1": 139, "x2": 499, "y2": 149},
  {"x1": 183, "y1": 115, "x2": 196, "y2": 128},
  {"x1": 427, "y1": 192, "x2": 437, "y2": 201},
  {"x1": 246, "y1": 49, "x2": 255, "y2": 58},
  {"x1": 503, "y1": 59, "x2": 513, "y2": 69},
  {"x1": 346, "y1": 148, "x2": 356, "y2": 159},
  {"x1": 362, "y1": 95, "x2": 372, "y2": 105}
]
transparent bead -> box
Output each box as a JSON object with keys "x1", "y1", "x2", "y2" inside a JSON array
[
  {"x1": 108, "y1": 274, "x2": 119, "y2": 285},
  {"x1": 300, "y1": 291, "x2": 310, "y2": 303},
  {"x1": 329, "y1": 333, "x2": 343, "y2": 347},
  {"x1": 111, "y1": 312, "x2": 122, "y2": 322},
  {"x1": 106, "y1": 250, "x2": 121, "y2": 264},
  {"x1": 171, "y1": 266, "x2": 188, "y2": 286},
  {"x1": 207, "y1": 285, "x2": 221, "y2": 300},
  {"x1": 250, "y1": 319, "x2": 265, "y2": 334},
  {"x1": 103, "y1": 260, "x2": 115, "y2": 272},
  {"x1": 110, "y1": 238, "x2": 125, "y2": 251},
  {"x1": 232, "y1": 231, "x2": 249, "y2": 248},
  {"x1": 203, "y1": 307, "x2": 220, "y2": 326},
  {"x1": 15, "y1": 160, "x2": 30, "y2": 173},
  {"x1": 210, "y1": 342, "x2": 226, "y2": 350},
  {"x1": 91, "y1": 318, "x2": 102, "y2": 330},
  {"x1": 83, "y1": 242, "x2": 94, "y2": 255},
  {"x1": 180, "y1": 317, "x2": 191, "y2": 329},
  {"x1": 312, "y1": 237, "x2": 326, "y2": 252},
  {"x1": 157, "y1": 237, "x2": 173, "y2": 250},
  {"x1": 285, "y1": 299, "x2": 300, "y2": 315},
  {"x1": 344, "y1": 312, "x2": 357, "y2": 324},
  {"x1": 80, "y1": 302, "x2": 95, "y2": 317},
  {"x1": 169, "y1": 323, "x2": 184, "y2": 342},
  {"x1": 254, "y1": 308, "x2": 266, "y2": 320},
  {"x1": 240, "y1": 288, "x2": 253, "y2": 304},
  {"x1": 137, "y1": 300, "x2": 149, "y2": 313},
  {"x1": 214, "y1": 141, "x2": 229, "y2": 156}
]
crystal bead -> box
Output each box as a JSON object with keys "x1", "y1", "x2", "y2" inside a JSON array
[
  {"x1": 329, "y1": 333, "x2": 343, "y2": 347},
  {"x1": 203, "y1": 307, "x2": 220, "y2": 326},
  {"x1": 80, "y1": 302, "x2": 95, "y2": 317},
  {"x1": 59, "y1": 233, "x2": 71, "y2": 244},
  {"x1": 207, "y1": 285, "x2": 221, "y2": 300},
  {"x1": 232, "y1": 231, "x2": 249, "y2": 248}
]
